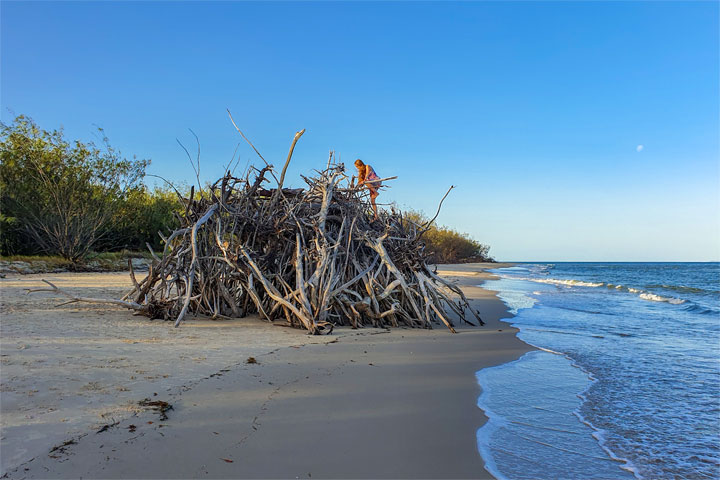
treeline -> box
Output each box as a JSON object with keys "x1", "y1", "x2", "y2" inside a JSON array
[
  {"x1": 0, "y1": 116, "x2": 181, "y2": 260},
  {"x1": 403, "y1": 210, "x2": 494, "y2": 264},
  {"x1": 0, "y1": 115, "x2": 493, "y2": 264}
]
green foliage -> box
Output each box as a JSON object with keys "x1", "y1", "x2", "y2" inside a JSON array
[
  {"x1": 96, "y1": 186, "x2": 182, "y2": 252},
  {"x1": 0, "y1": 211, "x2": 21, "y2": 257},
  {"x1": 0, "y1": 115, "x2": 149, "y2": 260},
  {"x1": 403, "y1": 209, "x2": 493, "y2": 264}
]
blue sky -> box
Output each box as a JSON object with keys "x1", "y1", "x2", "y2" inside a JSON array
[{"x1": 2, "y1": 1, "x2": 718, "y2": 261}]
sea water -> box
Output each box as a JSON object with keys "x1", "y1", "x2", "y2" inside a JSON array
[{"x1": 476, "y1": 263, "x2": 720, "y2": 480}]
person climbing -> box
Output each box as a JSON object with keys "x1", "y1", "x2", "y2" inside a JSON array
[{"x1": 353, "y1": 159, "x2": 381, "y2": 220}]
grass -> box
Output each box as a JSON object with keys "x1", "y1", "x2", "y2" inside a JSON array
[
  {"x1": 0, "y1": 250, "x2": 153, "y2": 273},
  {"x1": 0, "y1": 254, "x2": 73, "y2": 267},
  {"x1": 86, "y1": 250, "x2": 153, "y2": 261}
]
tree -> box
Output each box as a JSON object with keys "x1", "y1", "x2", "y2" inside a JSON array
[{"x1": 0, "y1": 115, "x2": 148, "y2": 261}]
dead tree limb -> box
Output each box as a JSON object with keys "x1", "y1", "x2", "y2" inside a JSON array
[{"x1": 27, "y1": 280, "x2": 146, "y2": 311}]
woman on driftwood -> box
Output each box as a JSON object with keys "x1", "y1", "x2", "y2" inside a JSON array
[{"x1": 353, "y1": 159, "x2": 381, "y2": 220}]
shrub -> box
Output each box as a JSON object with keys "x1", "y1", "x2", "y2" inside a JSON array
[
  {"x1": 97, "y1": 186, "x2": 182, "y2": 252},
  {"x1": 402, "y1": 209, "x2": 493, "y2": 264}
]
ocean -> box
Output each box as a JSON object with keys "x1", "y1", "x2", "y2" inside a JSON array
[{"x1": 475, "y1": 263, "x2": 720, "y2": 480}]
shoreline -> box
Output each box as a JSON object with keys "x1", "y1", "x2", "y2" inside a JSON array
[{"x1": 1, "y1": 263, "x2": 534, "y2": 479}]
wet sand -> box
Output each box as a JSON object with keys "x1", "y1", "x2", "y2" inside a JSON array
[{"x1": 0, "y1": 263, "x2": 533, "y2": 479}]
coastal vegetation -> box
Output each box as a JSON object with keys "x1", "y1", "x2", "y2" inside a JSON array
[
  {"x1": 0, "y1": 115, "x2": 180, "y2": 262},
  {"x1": 403, "y1": 210, "x2": 493, "y2": 263}
]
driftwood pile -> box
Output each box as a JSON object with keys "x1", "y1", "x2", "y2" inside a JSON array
[{"x1": 32, "y1": 127, "x2": 484, "y2": 334}]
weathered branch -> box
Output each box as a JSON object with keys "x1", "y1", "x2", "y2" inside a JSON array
[
  {"x1": 174, "y1": 204, "x2": 218, "y2": 327},
  {"x1": 417, "y1": 185, "x2": 455, "y2": 240},
  {"x1": 27, "y1": 280, "x2": 146, "y2": 311}
]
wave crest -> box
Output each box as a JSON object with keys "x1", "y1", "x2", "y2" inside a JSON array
[
  {"x1": 638, "y1": 293, "x2": 686, "y2": 304},
  {"x1": 506, "y1": 275, "x2": 687, "y2": 305},
  {"x1": 518, "y1": 277, "x2": 605, "y2": 288}
]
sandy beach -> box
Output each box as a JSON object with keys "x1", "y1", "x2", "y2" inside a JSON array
[{"x1": 0, "y1": 263, "x2": 533, "y2": 479}]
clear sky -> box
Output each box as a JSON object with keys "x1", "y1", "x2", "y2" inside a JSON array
[{"x1": 2, "y1": 1, "x2": 718, "y2": 261}]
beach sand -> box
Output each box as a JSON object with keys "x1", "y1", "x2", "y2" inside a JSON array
[{"x1": 0, "y1": 263, "x2": 533, "y2": 479}]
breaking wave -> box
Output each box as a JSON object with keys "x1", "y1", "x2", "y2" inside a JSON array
[
  {"x1": 638, "y1": 292, "x2": 686, "y2": 304},
  {"x1": 509, "y1": 276, "x2": 688, "y2": 305},
  {"x1": 528, "y1": 278, "x2": 605, "y2": 288}
]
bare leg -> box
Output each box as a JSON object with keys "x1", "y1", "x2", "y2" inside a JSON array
[{"x1": 369, "y1": 187, "x2": 379, "y2": 220}]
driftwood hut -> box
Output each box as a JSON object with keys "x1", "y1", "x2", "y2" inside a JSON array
[{"x1": 31, "y1": 126, "x2": 483, "y2": 334}]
